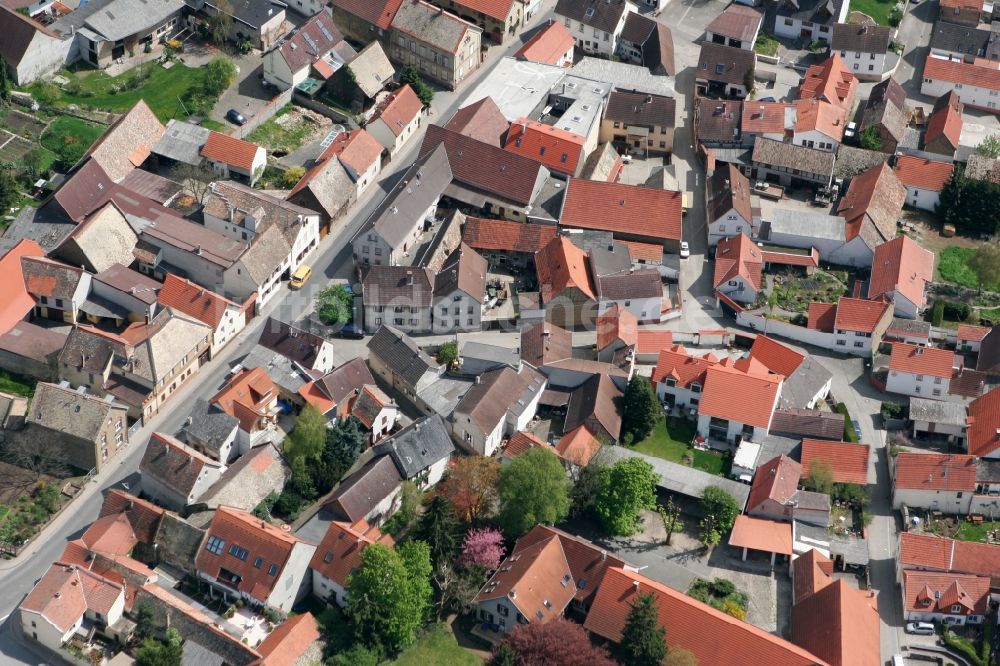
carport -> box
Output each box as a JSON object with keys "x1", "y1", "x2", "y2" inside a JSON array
[{"x1": 729, "y1": 515, "x2": 793, "y2": 569}]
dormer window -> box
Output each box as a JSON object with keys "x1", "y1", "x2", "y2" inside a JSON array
[
  {"x1": 691, "y1": 383, "x2": 702, "y2": 394},
  {"x1": 665, "y1": 377, "x2": 676, "y2": 387}
]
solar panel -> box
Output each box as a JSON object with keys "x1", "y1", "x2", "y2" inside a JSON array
[
  {"x1": 318, "y1": 24, "x2": 333, "y2": 41},
  {"x1": 303, "y1": 34, "x2": 318, "y2": 51}
]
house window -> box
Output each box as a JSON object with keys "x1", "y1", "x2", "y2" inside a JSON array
[
  {"x1": 951, "y1": 605, "x2": 963, "y2": 612},
  {"x1": 268, "y1": 564, "x2": 279, "y2": 575},
  {"x1": 854, "y1": 341, "x2": 864, "y2": 348},
  {"x1": 229, "y1": 544, "x2": 249, "y2": 561},
  {"x1": 916, "y1": 374, "x2": 924, "y2": 382},
  {"x1": 691, "y1": 383, "x2": 701, "y2": 394},
  {"x1": 836, "y1": 340, "x2": 846, "y2": 346},
  {"x1": 205, "y1": 536, "x2": 225, "y2": 555},
  {"x1": 497, "y1": 604, "x2": 509, "y2": 617},
  {"x1": 719, "y1": 224, "x2": 726, "y2": 232},
  {"x1": 784, "y1": 18, "x2": 793, "y2": 25},
  {"x1": 614, "y1": 121, "x2": 621, "y2": 128},
  {"x1": 934, "y1": 377, "x2": 942, "y2": 384},
  {"x1": 933, "y1": 389, "x2": 942, "y2": 396},
  {"x1": 254, "y1": 557, "x2": 263, "y2": 568}
]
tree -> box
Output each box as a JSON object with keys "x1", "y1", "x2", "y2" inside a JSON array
[
  {"x1": 657, "y1": 496, "x2": 682, "y2": 546},
  {"x1": 967, "y1": 240, "x2": 1000, "y2": 293},
  {"x1": 346, "y1": 541, "x2": 431, "y2": 654},
  {"x1": 22, "y1": 147, "x2": 48, "y2": 181},
  {"x1": 203, "y1": 57, "x2": 238, "y2": 96},
  {"x1": 133, "y1": 602, "x2": 156, "y2": 641},
  {"x1": 4, "y1": 434, "x2": 68, "y2": 478},
  {"x1": 699, "y1": 514, "x2": 721, "y2": 555},
  {"x1": 0, "y1": 168, "x2": 20, "y2": 214},
  {"x1": 170, "y1": 161, "x2": 218, "y2": 205},
  {"x1": 498, "y1": 447, "x2": 570, "y2": 537},
  {"x1": 618, "y1": 593, "x2": 667, "y2": 666},
  {"x1": 208, "y1": 0, "x2": 233, "y2": 47},
  {"x1": 438, "y1": 456, "x2": 500, "y2": 523},
  {"x1": 0, "y1": 57, "x2": 11, "y2": 106},
  {"x1": 594, "y1": 457, "x2": 659, "y2": 536},
  {"x1": 283, "y1": 404, "x2": 327, "y2": 462},
  {"x1": 700, "y1": 486, "x2": 740, "y2": 532},
  {"x1": 569, "y1": 449, "x2": 611, "y2": 518},
  {"x1": 622, "y1": 375, "x2": 660, "y2": 444},
  {"x1": 664, "y1": 647, "x2": 699, "y2": 666},
  {"x1": 315, "y1": 284, "x2": 353, "y2": 325},
  {"x1": 977, "y1": 134, "x2": 1000, "y2": 158},
  {"x1": 459, "y1": 527, "x2": 506, "y2": 570},
  {"x1": 858, "y1": 126, "x2": 882, "y2": 151},
  {"x1": 314, "y1": 416, "x2": 365, "y2": 493},
  {"x1": 399, "y1": 67, "x2": 434, "y2": 107},
  {"x1": 287, "y1": 455, "x2": 316, "y2": 500},
  {"x1": 489, "y1": 618, "x2": 618, "y2": 666},
  {"x1": 413, "y1": 494, "x2": 461, "y2": 566},
  {"x1": 433, "y1": 561, "x2": 487, "y2": 618},
  {"x1": 803, "y1": 459, "x2": 834, "y2": 494},
  {"x1": 328, "y1": 645, "x2": 382, "y2": 666},
  {"x1": 931, "y1": 299, "x2": 945, "y2": 327},
  {"x1": 281, "y1": 166, "x2": 305, "y2": 188},
  {"x1": 436, "y1": 340, "x2": 458, "y2": 368},
  {"x1": 135, "y1": 628, "x2": 183, "y2": 666}
]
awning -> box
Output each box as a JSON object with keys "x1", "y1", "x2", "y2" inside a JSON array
[
  {"x1": 729, "y1": 515, "x2": 793, "y2": 555},
  {"x1": 539, "y1": 388, "x2": 570, "y2": 407}
]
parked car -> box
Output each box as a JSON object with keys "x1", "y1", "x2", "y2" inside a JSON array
[
  {"x1": 844, "y1": 122, "x2": 857, "y2": 138},
  {"x1": 905, "y1": 622, "x2": 935, "y2": 635},
  {"x1": 226, "y1": 109, "x2": 248, "y2": 126},
  {"x1": 337, "y1": 323, "x2": 364, "y2": 339},
  {"x1": 679, "y1": 241, "x2": 690, "y2": 259}
]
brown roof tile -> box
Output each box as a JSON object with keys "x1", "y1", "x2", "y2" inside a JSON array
[
  {"x1": 443, "y1": 97, "x2": 510, "y2": 145},
  {"x1": 462, "y1": 217, "x2": 557, "y2": 254},
  {"x1": 561, "y1": 179, "x2": 682, "y2": 243},
  {"x1": 520, "y1": 321, "x2": 572, "y2": 366}
]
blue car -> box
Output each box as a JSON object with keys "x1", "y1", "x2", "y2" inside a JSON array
[{"x1": 225, "y1": 109, "x2": 248, "y2": 126}]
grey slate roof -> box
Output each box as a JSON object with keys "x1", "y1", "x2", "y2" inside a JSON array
[
  {"x1": 153, "y1": 120, "x2": 210, "y2": 166},
  {"x1": 753, "y1": 137, "x2": 836, "y2": 178},
  {"x1": 139, "y1": 433, "x2": 216, "y2": 500},
  {"x1": 184, "y1": 398, "x2": 240, "y2": 458},
  {"x1": 929, "y1": 20, "x2": 1000, "y2": 59},
  {"x1": 596, "y1": 268, "x2": 662, "y2": 300},
  {"x1": 909, "y1": 396, "x2": 967, "y2": 427},
  {"x1": 831, "y1": 23, "x2": 890, "y2": 53},
  {"x1": 888, "y1": 317, "x2": 931, "y2": 336},
  {"x1": 367, "y1": 325, "x2": 440, "y2": 387},
  {"x1": 571, "y1": 57, "x2": 676, "y2": 98},
  {"x1": 238, "y1": 224, "x2": 291, "y2": 286},
  {"x1": 434, "y1": 243, "x2": 487, "y2": 300},
  {"x1": 327, "y1": 454, "x2": 402, "y2": 523},
  {"x1": 604, "y1": 90, "x2": 676, "y2": 129},
  {"x1": 555, "y1": 0, "x2": 629, "y2": 33},
  {"x1": 241, "y1": 344, "x2": 314, "y2": 394},
  {"x1": 204, "y1": 0, "x2": 286, "y2": 29},
  {"x1": 778, "y1": 357, "x2": 833, "y2": 410},
  {"x1": 27, "y1": 382, "x2": 126, "y2": 442},
  {"x1": 372, "y1": 414, "x2": 454, "y2": 479},
  {"x1": 79, "y1": 0, "x2": 184, "y2": 42},
  {"x1": 257, "y1": 317, "x2": 330, "y2": 371},
  {"x1": 362, "y1": 265, "x2": 435, "y2": 307},
  {"x1": 390, "y1": 0, "x2": 480, "y2": 54},
  {"x1": 761, "y1": 209, "x2": 846, "y2": 241},
  {"x1": 772, "y1": 0, "x2": 842, "y2": 25},
  {"x1": 697, "y1": 42, "x2": 755, "y2": 86},
  {"x1": 316, "y1": 357, "x2": 376, "y2": 406},
  {"x1": 460, "y1": 341, "x2": 521, "y2": 371},
  {"x1": 368, "y1": 144, "x2": 452, "y2": 248}
]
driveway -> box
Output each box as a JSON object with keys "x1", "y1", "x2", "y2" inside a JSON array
[{"x1": 211, "y1": 51, "x2": 278, "y2": 124}]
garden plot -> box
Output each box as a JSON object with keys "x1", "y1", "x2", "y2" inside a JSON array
[{"x1": 2, "y1": 110, "x2": 48, "y2": 137}]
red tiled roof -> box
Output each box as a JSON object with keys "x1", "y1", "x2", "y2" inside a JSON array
[
  {"x1": 0, "y1": 239, "x2": 43, "y2": 335},
  {"x1": 902, "y1": 570, "x2": 989, "y2": 617},
  {"x1": 793, "y1": 548, "x2": 833, "y2": 603},
  {"x1": 472, "y1": 534, "x2": 576, "y2": 622},
  {"x1": 900, "y1": 532, "x2": 1000, "y2": 576},
  {"x1": 371, "y1": 85, "x2": 423, "y2": 137},
  {"x1": 799, "y1": 54, "x2": 857, "y2": 111},
  {"x1": 869, "y1": 235, "x2": 934, "y2": 309},
  {"x1": 310, "y1": 520, "x2": 393, "y2": 588},
  {"x1": 833, "y1": 297, "x2": 891, "y2": 333},
  {"x1": 332, "y1": 0, "x2": 403, "y2": 30},
  {"x1": 795, "y1": 98, "x2": 847, "y2": 141},
  {"x1": 791, "y1": 573, "x2": 880, "y2": 666},
  {"x1": 555, "y1": 424, "x2": 602, "y2": 468},
  {"x1": 636, "y1": 329, "x2": 673, "y2": 355},
  {"x1": 893, "y1": 155, "x2": 954, "y2": 192},
  {"x1": 561, "y1": 179, "x2": 682, "y2": 243},
  {"x1": 158, "y1": 273, "x2": 238, "y2": 329},
  {"x1": 800, "y1": 439, "x2": 870, "y2": 485},
  {"x1": 893, "y1": 451, "x2": 976, "y2": 491},
  {"x1": 713, "y1": 232, "x2": 762, "y2": 291},
  {"x1": 760, "y1": 247, "x2": 819, "y2": 268},
  {"x1": 195, "y1": 507, "x2": 303, "y2": 604},
  {"x1": 535, "y1": 236, "x2": 597, "y2": 302},
  {"x1": 729, "y1": 515, "x2": 792, "y2": 555},
  {"x1": 505, "y1": 118, "x2": 586, "y2": 175},
  {"x1": 514, "y1": 19, "x2": 575, "y2": 65},
  {"x1": 940, "y1": 0, "x2": 983, "y2": 9},
  {"x1": 619, "y1": 239, "x2": 663, "y2": 262},
  {"x1": 888, "y1": 342, "x2": 955, "y2": 378},
  {"x1": 966, "y1": 386, "x2": 1000, "y2": 457},
  {"x1": 585, "y1": 567, "x2": 825, "y2": 666},
  {"x1": 211, "y1": 367, "x2": 279, "y2": 433},
  {"x1": 651, "y1": 345, "x2": 717, "y2": 388},
  {"x1": 462, "y1": 217, "x2": 557, "y2": 254},
  {"x1": 257, "y1": 612, "x2": 321, "y2": 666},
  {"x1": 699, "y1": 363, "x2": 782, "y2": 429},
  {"x1": 808, "y1": 302, "x2": 838, "y2": 332},
  {"x1": 924, "y1": 53, "x2": 1000, "y2": 91},
  {"x1": 748, "y1": 455, "x2": 802, "y2": 511},
  {"x1": 839, "y1": 163, "x2": 906, "y2": 244},
  {"x1": 742, "y1": 101, "x2": 790, "y2": 135},
  {"x1": 201, "y1": 131, "x2": 260, "y2": 170},
  {"x1": 516, "y1": 524, "x2": 627, "y2": 604},
  {"x1": 20, "y1": 562, "x2": 123, "y2": 633},
  {"x1": 82, "y1": 512, "x2": 139, "y2": 557},
  {"x1": 505, "y1": 430, "x2": 548, "y2": 457},
  {"x1": 748, "y1": 335, "x2": 804, "y2": 378},
  {"x1": 958, "y1": 324, "x2": 991, "y2": 342},
  {"x1": 596, "y1": 303, "x2": 638, "y2": 350},
  {"x1": 443, "y1": 97, "x2": 510, "y2": 145},
  {"x1": 99, "y1": 489, "x2": 165, "y2": 544},
  {"x1": 451, "y1": 0, "x2": 516, "y2": 22},
  {"x1": 925, "y1": 91, "x2": 963, "y2": 150}
]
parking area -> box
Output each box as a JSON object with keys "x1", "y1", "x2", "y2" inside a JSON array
[{"x1": 210, "y1": 51, "x2": 279, "y2": 125}]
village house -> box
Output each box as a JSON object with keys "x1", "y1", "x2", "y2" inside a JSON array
[
  {"x1": 325, "y1": 455, "x2": 403, "y2": 525},
  {"x1": 707, "y1": 163, "x2": 754, "y2": 246},
  {"x1": 832, "y1": 23, "x2": 891, "y2": 80},
  {"x1": 326, "y1": 129, "x2": 385, "y2": 199},
  {"x1": 298, "y1": 357, "x2": 377, "y2": 420},
  {"x1": 902, "y1": 570, "x2": 990, "y2": 625},
  {"x1": 209, "y1": 367, "x2": 281, "y2": 450},
  {"x1": 697, "y1": 98, "x2": 744, "y2": 148},
  {"x1": 747, "y1": 335, "x2": 832, "y2": 410},
  {"x1": 90, "y1": 264, "x2": 161, "y2": 325},
  {"x1": 713, "y1": 232, "x2": 762, "y2": 304},
  {"x1": 957, "y1": 324, "x2": 991, "y2": 354},
  {"x1": 461, "y1": 217, "x2": 558, "y2": 269},
  {"x1": 560, "y1": 179, "x2": 683, "y2": 251},
  {"x1": 921, "y1": 53, "x2": 1000, "y2": 113},
  {"x1": 698, "y1": 358, "x2": 784, "y2": 443},
  {"x1": 596, "y1": 304, "x2": 637, "y2": 364},
  {"x1": 199, "y1": 133, "x2": 267, "y2": 186},
  {"x1": 188, "y1": 0, "x2": 287, "y2": 49},
  {"x1": 964, "y1": 386, "x2": 1000, "y2": 457},
  {"x1": 505, "y1": 118, "x2": 588, "y2": 178},
  {"x1": 373, "y1": 414, "x2": 455, "y2": 487},
  {"x1": 886, "y1": 342, "x2": 958, "y2": 399},
  {"x1": 139, "y1": 431, "x2": 225, "y2": 511},
  {"x1": 157, "y1": 274, "x2": 246, "y2": 357},
  {"x1": 696, "y1": 42, "x2": 756, "y2": 99},
  {"x1": 860, "y1": 78, "x2": 908, "y2": 153},
  {"x1": 747, "y1": 455, "x2": 831, "y2": 527},
  {"x1": 257, "y1": 317, "x2": 338, "y2": 377},
  {"x1": 771, "y1": 0, "x2": 847, "y2": 42},
  {"x1": 428, "y1": 0, "x2": 522, "y2": 44},
  {"x1": 555, "y1": 0, "x2": 634, "y2": 58},
  {"x1": 452, "y1": 364, "x2": 547, "y2": 455},
  {"x1": 330, "y1": 41, "x2": 396, "y2": 112},
  {"x1": 331, "y1": 0, "x2": 403, "y2": 44},
  {"x1": 837, "y1": 163, "x2": 906, "y2": 253},
  {"x1": 262, "y1": 12, "x2": 350, "y2": 93},
  {"x1": 923, "y1": 91, "x2": 963, "y2": 158},
  {"x1": 599, "y1": 90, "x2": 676, "y2": 158},
  {"x1": 910, "y1": 396, "x2": 968, "y2": 444},
  {"x1": 705, "y1": 5, "x2": 762, "y2": 49},
  {"x1": 535, "y1": 235, "x2": 598, "y2": 329},
  {"x1": 389, "y1": 0, "x2": 482, "y2": 89},
  {"x1": 793, "y1": 98, "x2": 847, "y2": 151},
  {"x1": 939, "y1": 0, "x2": 983, "y2": 27},
  {"x1": 21, "y1": 256, "x2": 90, "y2": 325},
  {"x1": 615, "y1": 12, "x2": 675, "y2": 75},
  {"x1": 362, "y1": 266, "x2": 436, "y2": 334},
  {"x1": 351, "y1": 384, "x2": 399, "y2": 444},
  {"x1": 443, "y1": 96, "x2": 511, "y2": 146},
  {"x1": 184, "y1": 398, "x2": 241, "y2": 463},
  {"x1": 432, "y1": 243, "x2": 488, "y2": 333},
  {"x1": 514, "y1": 19, "x2": 575, "y2": 66},
  {"x1": 0, "y1": 7, "x2": 74, "y2": 86},
  {"x1": 310, "y1": 520, "x2": 393, "y2": 607},
  {"x1": 367, "y1": 85, "x2": 425, "y2": 156},
  {"x1": 799, "y1": 438, "x2": 871, "y2": 485},
  {"x1": 893, "y1": 154, "x2": 954, "y2": 212},
  {"x1": 867, "y1": 235, "x2": 934, "y2": 319},
  {"x1": 752, "y1": 137, "x2": 836, "y2": 188},
  {"x1": 892, "y1": 451, "x2": 977, "y2": 513},
  {"x1": 814, "y1": 297, "x2": 893, "y2": 356}
]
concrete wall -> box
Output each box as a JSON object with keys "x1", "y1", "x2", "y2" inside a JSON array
[
  {"x1": 313, "y1": 571, "x2": 349, "y2": 607},
  {"x1": 792, "y1": 128, "x2": 838, "y2": 152},
  {"x1": 432, "y1": 290, "x2": 482, "y2": 334},
  {"x1": 708, "y1": 211, "x2": 753, "y2": 246},
  {"x1": 454, "y1": 410, "x2": 504, "y2": 456},
  {"x1": 838, "y1": 49, "x2": 888, "y2": 79},
  {"x1": 21, "y1": 608, "x2": 79, "y2": 652},
  {"x1": 8, "y1": 30, "x2": 74, "y2": 86},
  {"x1": 210, "y1": 306, "x2": 247, "y2": 357},
  {"x1": 559, "y1": 6, "x2": 632, "y2": 58},
  {"x1": 716, "y1": 275, "x2": 758, "y2": 303},
  {"x1": 735, "y1": 310, "x2": 839, "y2": 348}
]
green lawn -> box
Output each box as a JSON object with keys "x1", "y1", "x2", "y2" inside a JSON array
[
  {"x1": 40, "y1": 116, "x2": 105, "y2": 167},
  {"x1": 754, "y1": 33, "x2": 780, "y2": 57},
  {"x1": 773, "y1": 272, "x2": 849, "y2": 313},
  {"x1": 0, "y1": 370, "x2": 34, "y2": 397},
  {"x1": 630, "y1": 418, "x2": 727, "y2": 475},
  {"x1": 955, "y1": 520, "x2": 1000, "y2": 543},
  {"x1": 392, "y1": 624, "x2": 479, "y2": 666},
  {"x1": 938, "y1": 246, "x2": 1000, "y2": 291},
  {"x1": 27, "y1": 64, "x2": 209, "y2": 122},
  {"x1": 849, "y1": 0, "x2": 897, "y2": 25}
]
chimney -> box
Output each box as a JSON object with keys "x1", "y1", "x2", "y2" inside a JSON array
[
  {"x1": 194, "y1": 245, "x2": 202, "y2": 255},
  {"x1": 406, "y1": 270, "x2": 414, "y2": 286},
  {"x1": 600, "y1": 549, "x2": 607, "y2": 561}
]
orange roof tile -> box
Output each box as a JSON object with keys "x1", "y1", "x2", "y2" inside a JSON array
[
  {"x1": 505, "y1": 430, "x2": 548, "y2": 457},
  {"x1": 555, "y1": 424, "x2": 602, "y2": 467},
  {"x1": 257, "y1": 612, "x2": 321, "y2": 666},
  {"x1": 742, "y1": 101, "x2": 791, "y2": 135},
  {"x1": 808, "y1": 302, "x2": 838, "y2": 332},
  {"x1": 201, "y1": 131, "x2": 261, "y2": 170},
  {"x1": 839, "y1": 163, "x2": 906, "y2": 244},
  {"x1": 619, "y1": 239, "x2": 663, "y2": 262},
  {"x1": 332, "y1": 0, "x2": 403, "y2": 30},
  {"x1": 449, "y1": 0, "x2": 516, "y2": 20},
  {"x1": 793, "y1": 548, "x2": 833, "y2": 603},
  {"x1": 158, "y1": 273, "x2": 238, "y2": 329},
  {"x1": 535, "y1": 236, "x2": 597, "y2": 302},
  {"x1": 729, "y1": 515, "x2": 793, "y2": 555},
  {"x1": 195, "y1": 507, "x2": 302, "y2": 604},
  {"x1": 596, "y1": 303, "x2": 638, "y2": 350},
  {"x1": 516, "y1": 525, "x2": 627, "y2": 604},
  {"x1": 833, "y1": 297, "x2": 891, "y2": 333},
  {"x1": 869, "y1": 235, "x2": 934, "y2": 309},
  {"x1": 899, "y1": 532, "x2": 954, "y2": 570},
  {"x1": 748, "y1": 455, "x2": 802, "y2": 511},
  {"x1": 211, "y1": 367, "x2": 279, "y2": 433},
  {"x1": 958, "y1": 324, "x2": 991, "y2": 342},
  {"x1": 651, "y1": 345, "x2": 717, "y2": 388},
  {"x1": 925, "y1": 91, "x2": 963, "y2": 151},
  {"x1": 924, "y1": 53, "x2": 1000, "y2": 91},
  {"x1": 760, "y1": 247, "x2": 819, "y2": 268},
  {"x1": 504, "y1": 118, "x2": 585, "y2": 176},
  {"x1": 514, "y1": 19, "x2": 575, "y2": 65},
  {"x1": 794, "y1": 98, "x2": 847, "y2": 141},
  {"x1": 791, "y1": 576, "x2": 880, "y2": 666},
  {"x1": 893, "y1": 451, "x2": 976, "y2": 491},
  {"x1": 328, "y1": 129, "x2": 383, "y2": 176},
  {"x1": 699, "y1": 363, "x2": 782, "y2": 429},
  {"x1": 371, "y1": 85, "x2": 424, "y2": 137},
  {"x1": 892, "y1": 155, "x2": 954, "y2": 192},
  {"x1": 967, "y1": 386, "x2": 1000, "y2": 457},
  {"x1": 798, "y1": 54, "x2": 857, "y2": 111},
  {"x1": 21, "y1": 562, "x2": 123, "y2": 633},
  {"x1": 636, "y1": 329, "x2": 674, "y2": 355},
  {"x1": 310, "y1": 521, "x2": 392, "y2": 588},
  {"x1": 903, "y1": 570, "x2": 989, "y2": 616},
  {"x1": 82, "y1": 512, "x2": 139, "y2": 557},
  {"x1": 561, "y1": 179, "x2": 682, "y2": 243},
  {"x1": 748, "y1": 335, "x2": 805, "y2": 378},
  {"x1": 585, "y1": 567, "x2": 826, "y2": 666},
  {"x1": 462, "y1": 217, "x2": 558, "y2": 254},
  {"x1": 713, "y1": 232, "x2": 762, "y2": 291},
  {"x1": 0, "y1": 239, "x2": 43, "y2": 335},
  {"x1": 888, "y1": 342, "x2": 955, "y2": 378},
  {"x1": 800, "y1": 439, "x2": 870, "y2": 485},
  {"x1": 473, "y1": 534, "x2": 576, "y2": 623}
]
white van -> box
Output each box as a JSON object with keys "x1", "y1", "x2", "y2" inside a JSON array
[{"x1": 891, "y1": 655, "x2": 905, "y2": 666}]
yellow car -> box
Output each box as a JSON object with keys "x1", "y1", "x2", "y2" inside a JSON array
[{"x1": 290, "y1": 265, "x2": 312, "y2": 289}]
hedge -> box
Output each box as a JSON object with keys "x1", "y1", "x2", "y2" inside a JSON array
[{"x1": 835, "y1": 403, "x2": 859, "y2": 442}]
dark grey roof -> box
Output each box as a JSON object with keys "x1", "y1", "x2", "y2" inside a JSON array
[
  {"x1": 618, "y1": 13, "x2": 675, "y2": 75},
  {"x1": 153, "y1": 120, "x2": 210, "y2": 166},
  {"x1": 327, "y1": 454, "x2": 402, "y2": 522},
  {"x1": 778, "y1": 357, "x2": 833, "y2": 410},
  {"x1": 791, "y1": 488, "x2": 832, "y2": 512},
  {"x1": 362, "y1": 265, "x2": 435, "y2": 307},
  {"x1": 459, "y1": 341, "x2": 520, "y2": 371},
  {"x1": 596, "y1": 268, "x2": 661, "y2": 300},
  {"x1": 860, "y1": 78, "x2": 908, "y2": 146},
  {"x1": 367, "y1": 144, "x2": 452, "y2": 248},
  {"x1": 184, "y1": 398, "x2": 239, "y2": 456},
  {"x1": 771, "y1": 0, "x2": 842, "y2": 25},
  {"x1": 831, "y1": 23, "x2": 890, "y2": 53},
  {"x1": 754, "y1": 137, "x2": 836, "y2": 178},
  {"x1": 206, "y1": 0, "x2": 286, "y2": 29},
  {"x1": 241, "y1": 345, "x2": 314, "y2": 394},
  {"x1": 367, "y1": 325, "x2": 439, "y2": 387},
  {"x1": 697, "y1": 42, "x2": 755, "y2": 86},
  {"x1": 929, "y1": 20, "x2": 1000, "y2": 59},
  {"x1": 556, "y1": 0, "x2": 629, "y2": 33},
  {"x1": 27, "y1": 382, "x2": 127, "y2": 442},
  {"x1": 0, "y1": 203, "x2": 75, "y2": 255},
  {"x1": 977, "y1": 458, "x2": 1000, "y2": 482},
  {"x1": 257, "y1": 317, "x2": 329, "y2": 370},
  {"x1": 372, "y1": 414, "x2": 454, "y2": 479},
  {"x1": 604, "y1": 90, "x2": 676, "y2": 129},
  {"x1": 833, "y1": 145, "x2": 888, "y2": 179},
  {"x1": 888, "y1": 317, "x2": 931, "y2": 335},
  {"x1": 977, "y1": 326, "x2": 1000, "y2": 373}
]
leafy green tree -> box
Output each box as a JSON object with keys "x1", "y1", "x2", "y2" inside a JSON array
[
  {"x1": 976, "y1": 134, "x2": 1000, "y2": 158},
  {"x1": 135, "y1": 628, "x2": 183, "y2": 666},
  {"x1": 700, "y1": 486, "x2": 740, "y2": 532},
  {"x1": 0, "y1": 168, "x2": 20, "y2": 213},
  {"x1": 931, "y1": 299, "x2": 945, "y2": 327},
  {"x1": 699, "y1": 514, "x2": 721, "y2": 555},
  {"x1": 287, "y1": 455, "x2": 316, "y2": 500},
  {"x1": 316, "y1": 284, "x2": 353, "y2": 325},
  {"x1": 133, "y1": 602, "x2": 156, "y2": 641},
  {"x1": 283, "y1": 404, "x2": 327, "y2": 462},
  {"x1": 594, "y1": 457, "x2": 659, "y2": 536},
  {"x1": 327, "y1": 644, "x2": 381, "y2": 666},
  {"x1": 314, "y1": 416, "x2": 365, "y2": 493},
  {"x1": 399, "y1": 67, "x2": 434, "y2": 107},
  {"x1": 967, "y1": 240, "x2": 1000, "y2": 293},
  {"x1": 203, "y1": 57, "x2": 237, "y2": 96},
  {"x1": 498, "y1": 447, "x2": 570, "y2": 537},
  {"x1": 436, "y1": 341, "x2": 458, "y2": 368},
  {"x1": 22, "y1": 147, "x2": 47, "y2": 181},
  {"x1": 413, "y1": 494, "x2": 461, "y2": 566},
  {"x1": 622, "y1": 375, "x2": 660, "y2": 443},
  {"x1": 858, "y1": 126, "x2": 882, "y2": 151},
  {"x1": 617, "y1": 593, "x2": 667, "y2": 666},
  {"x1": 281, "y1": 166, "x2": 305, "y2": 188},
  {"x1": 0, "y1": 57, "x2": 11, "y2": 106},
  {"x1": 347, "y1": 542, "x2": 431, "y2": 654},
  {"x1": 657, "y1": 496, "x2": 682, "y2": 546},
  {"x1": 208, "y1": 0, "x2": 233, "y2": 47},
  {"x1": 803, "y1": 459, "x2": 834, "y2": 494}
]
